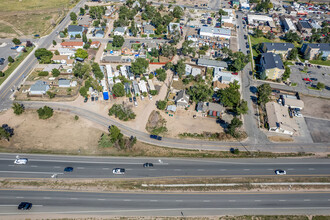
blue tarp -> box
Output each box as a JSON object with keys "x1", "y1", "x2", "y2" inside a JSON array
[{"x1": 103, "y1": 92, "x2": 109, "y2": 100}]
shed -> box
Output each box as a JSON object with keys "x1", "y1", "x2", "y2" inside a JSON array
[{"x1": 58, "y1": 79, "x2": 71, "y2": 88}]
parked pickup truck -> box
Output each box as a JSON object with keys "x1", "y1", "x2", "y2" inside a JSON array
[{"x1": 150, "y1": 135, "x2": 162, "y2": 141}]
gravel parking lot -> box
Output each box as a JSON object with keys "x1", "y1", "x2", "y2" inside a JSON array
[{"x1": 301, "y1": 95, "x2": 330, "y2": 120}]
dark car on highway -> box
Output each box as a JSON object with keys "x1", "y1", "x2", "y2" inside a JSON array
[
  {"x1": 143, "y1": 163, "x2": 154, "y2": 167},
  {"x1": 18, "y1": 202, "x2": 32, "y2": 210},
  {"x1": 64, "y1": 167, "x2": 73, "y2": 172},
  {"x1": 150, "y1": 134, "x2": 162, "y2": 141}
]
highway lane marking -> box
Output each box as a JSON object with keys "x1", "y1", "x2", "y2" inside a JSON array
[
  {"x1": 43, "y1": 197, "x2": 51, "y2": 199},
  {"x1": 102, "y1": 168, "x2": 110, "y2": 170},
  {"x1": 176, "y1": 200, "x2": 183, "y2": 202},
  {"x1": 70, "y1": 198, "x2": 78, "y2": 200},
  {"x1": 228, "y1": 200, "x2": 236, "y2": 202},
  {"x1": 197, "y1": 169, "x2": 204, "y2": 171},
  {"x1": 124, "y1": 199, "x2": 131, "y2": 201},
  {"x1": 77, "y1": 167, "x2": 85, "y2": 169},
  {"x1": 267, "y1": 169, "x2": 273, "y2": 170},
  {"x1": 150, "y1": 200, "x2": 158, "y2": 202},
  {"x1": 54, "y1": 166, "x2": 61, "y2": 168},
  {"x1": 8, "y1": 165, "x2": 14, "y2": 167},
  {"x1": 279, "y1": 200, "x2": 286, "y2": 202},
  {"x1": 244, "y1": 169, "x2": 250, "y2": 171},
  {"x1": 220, "y1": 169, "x2": 227, "y2": 171},
  {"x1": 174, "y1": 169, "x2": 182, "y2": 171},
  {"x1": 254, "y1": 200, "x2": 261, "y2": 202},
  {"x1": 126, "y1": 169, "x2": 133, "y2": 171},
  {"x1": 149, "y1": 169, "x2": 157, "y2": 170},
  {"x1": 1, "y1": 207, "x2": 330, "y2": 215},
  {"x1": 31, "y1": 165, "x2": 38, "y2": 167},
  {"x1": 304, "y1": 199, "x2": 311, "y2": 201},
  {"x1": 203, "y1": 200, "x2": 210, "y2": 202},
  {"x1": 308, "y1": 168, "x2": 315, "y2": 170},
  {"x1": 16, "y1": 197, "x2": 24, "y2": 199},
  {"x1": 0, "y1": 171, "x2": 62, "y2": 174},
  {"x1": 98, "y1": 199, "x2": 105, "y2": 201},
  {"x1": 288, "y1": 168, "x2": 295, "y2": 170}
]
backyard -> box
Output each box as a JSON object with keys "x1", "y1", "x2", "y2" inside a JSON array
[{"x1": 106, "y1": 43, "x2": 121, "y2": 51}]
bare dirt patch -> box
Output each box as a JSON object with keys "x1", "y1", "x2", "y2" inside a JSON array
[
  {"x1": 0, "y1": 109, "x2": 104, "y2": 154},
  {"x1": 300, "y1": 95, "x2": 330, "y2": 120},
  {"x1": 146, "y1": 110, "x2": 167, "y2": 135},
  {"x1": 268, "y1": 136, "x2": 294, "y2": 142}
]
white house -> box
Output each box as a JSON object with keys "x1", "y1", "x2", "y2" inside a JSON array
[
  {"x1": 185, "y1": 64, "x2": 192, "y2": 75},
  {"x1": 191, "y1": 68, "x2": 201, "y2": 77},
  {"x1": 199, "y1": 27, "x2": 231, "y2": 39},
  {"x1": 106, "y1": 65, "x2": 114, "y2": 85},
  {"x1": 58, "y1": 79, "x2": 71, "y2": 88},
  {"x1": 213, "y1": 68, "x2": 240, "y2": 84},
  {"x1": 58, "y1": 48, "x2": 75, "y2": 56},
  {"x1": 120, "y1": 66, "x2": 127, "y2": 78},
  {"x1": 138, "y1": 80, "x2": 148, "y2": 93},
  {"x1": 114, "y1": 27, "x2": 127, "y2": 36}
]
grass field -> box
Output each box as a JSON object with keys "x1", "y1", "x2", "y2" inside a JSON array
[
  {"x1": 0, "y1": 0, "x2": 76, "y2": 12},
  {"x1": 0, "y1": 0, "x2": 79, "y2": 37},
  {"x1": 106, "y1": 43, "x2": 121, "y2": 51},
  {"x1": 310, "y1": 59, "x2": 330, "y2": 66}
]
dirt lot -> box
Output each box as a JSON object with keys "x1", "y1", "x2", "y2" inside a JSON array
[
  {"x1": 0, "y1": 109, "x2": 104, "y2": 154},
  {"x1": 162, "y1": 105, "x2": 224, "y2": 137},
  {"x1": 300, "y1": 95, "x2": 330, "y2": 119}
]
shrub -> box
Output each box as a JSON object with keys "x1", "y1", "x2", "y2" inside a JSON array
[
  {"x1": 47, "y1": 91, "x2": 56, "y2": 99},
  {"x1": 157, "y1": 100, "x2": 167, "y2": 110},
  {"x1": 37, "y1": 106, "x2": 53, "y2": 119},
  {"x1": 74, "y1": 115, "x2": 79, "y2": 120},
  {"x1": 38, "y1": 71, "x2": 49, "y2": 76},
  {"x1": 150, "y1": 90, "x2": 158, "y2": 96},
  {"x1": 52, "y1": 68, "x2": 60, "y2": 77},
  {"x1": 0, "y1": 71, "x2": 4, "y2": 77},
  {"x1": 12, "y1": 103, "x2": 25, "y2": 115},
  {"x1": 108, "y1": 104, "x2": 136, "y2": 121},
  {"x1": 79, "y1": 86, "x2": 88, "y2": 97}
]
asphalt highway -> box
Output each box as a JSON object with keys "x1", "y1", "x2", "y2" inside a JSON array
[
  {"x1": 1, "y1": 153, "x2": 330, "y2": 179},
  {"x1": 1, "y1": 190, "x2": 330, "y2": 216}
]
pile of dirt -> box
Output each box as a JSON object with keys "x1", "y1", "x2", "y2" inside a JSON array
[{"x1": 145, "y1": 110, "x2": 167, "y2": 135}]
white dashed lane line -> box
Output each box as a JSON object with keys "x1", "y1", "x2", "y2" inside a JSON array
[
  {"x1": 77, "y1": 167, "x2": 85, "y2": 169},
  {"x1": 304, "y1": 199, "x2": 311, "y2": 201}
]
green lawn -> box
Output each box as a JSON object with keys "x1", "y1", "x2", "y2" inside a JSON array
[
  {"x1": 308, "y1": 86, "x2": 320, "y2": 90},
  {"x1": 146, "y1": 52, "x2": 159, "y2": 62},
  {"x1": 0, "y1": 46, "x2": 34, "y2": 85},
  {"x1": 131, "y1": 43, "x2": 141, "y2": 51},
  {"x1": 106, "y1": 43, "x2": 121, "y2": 51},
  {"x1": 309, "y1": 59, "x2": 330, "y2": 66}
]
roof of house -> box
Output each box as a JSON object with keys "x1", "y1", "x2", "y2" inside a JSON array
[
  {"x1": 304, "y1": 43, "x2": 330, "y2": 51},
  {"x1": 199, "y1": 27, "x2": 231, "y2": 36},
  {"x1": 266, "y1": 102, "x2": 298, "y2": 133},
  {"x1": 298, "y1": 20, "x2": 312, "y2": 29},
  {"x1": 176, "y1": 90, "x2": 189, "y2": 103},
  {"x1": 68, "y1": 25, "x2": 83, "y2": 32},
  {"x1": 58, "y1": 48, "x2": 75, "y2": 53},
  {"x1": 283, "y1": 97, "x2": 304, "y2": 109},
  {"x1": 61, "y1": 41, "x2": 84, "y2": 47},
  {"x1": 198, "y1": 58, "x2": 228, "y2": 68},
  {"x1": 261, "y1": 53, "x2": 284, "y2": 70},
  {"x1": 166, "y1": 105, "x2": 177, "y2": 112},
  {"x1": 263, "y1": 42, "x2": 295, "y2": 51},
  {"x1": 114, "y1": 27, "x2": 126, "y2": 33},
  {"x1": 43, "y1": 64, "x2": 62, "y2": 72},
  {"x1": 138, "y1": 80, "x2": 147, "y2": 93},
  {"x1": 196, "y1": 102, "x2": 204, "y2": 111},
  {"x1": 95, "y1": 30, "x2": 104, "y2": 35},
  {"x1": 207, "y1": 102, "x2": 225, "y2": 112},
  {"x1": 102, "y1": 56, "x2": 122, "y2": 63},
  {"x1": 59, "y1": 79, "x2": 70, "y2": 86},
  {"x1": 30, "y1": 81, "x2": 49, "y2": 92},
  {"x1": 91, "y1": 41, "x2": 100, "y2": 45},
  {"x1": 191, "y1": 68, "x2": 201, "y2": 77},
  {"x1": 144, "y1": 24, "x2": 154, "y2": 31}
]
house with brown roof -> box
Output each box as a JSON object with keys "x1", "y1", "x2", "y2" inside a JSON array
[
  {"x1": 91, "y1": 41, "x2": 101, "y2": 49},
  {"x1": 61, "y1": 41, "x2": 84, "y2": 50}
]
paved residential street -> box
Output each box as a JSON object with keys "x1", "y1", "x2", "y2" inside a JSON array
[
  {"x1": 1, "y1": 190, "x2": 330, "y2": 217},
  {"x1": 1, "y1": 153, "x2": 330, "y2": 178}
]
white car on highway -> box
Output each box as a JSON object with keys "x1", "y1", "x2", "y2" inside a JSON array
[
  {"x1": 275, "y1": 169, "x2": 286, "y2": 175},
  {"x1": 112, "y1": 168, "x2": 125, "y2": 175},
  {"x1": 14, "y1": 158, "x2": 28, "y2": 165}
]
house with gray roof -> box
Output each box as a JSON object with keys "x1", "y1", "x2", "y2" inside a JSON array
[
  {"x1": 296, "y1": 20, "x2": 312, "y2": 34},
  {"x1": 198, "y1": 58, "x2": 228, "y2": 69},
  {"x1": 260, "y1": 53, "x2": 285, "y2": 80},
  {"x1": 175, "y1": 90, "x2": 189, "y2": 107},
  {"x1": 132, "y1": 80, "x2": 140, "y2": 96},
  {"x1": 114, "y1": 27, "x2": 127, "y2": 36},
  {"x1": 261, "y1": 42, "x2": 295, "y2": 58},
  {"x1": 58, "y1": 79, "x2": 71, "y2": 88},
  {"x1": 199, "y1": 27, "x2": 231, "y2": 39},
  {"x1": 143, "y1": 24, "x2": 155, "y2": 35},
  {"x1": 68, "y1": 25, "x2": 84, "y2": 38},
  {"x1": 30, "y1": 81, "x2": 50, "y2": 95},
  {"x1": 300, "y1": 43, "x2": 330, "y2": 60}
]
